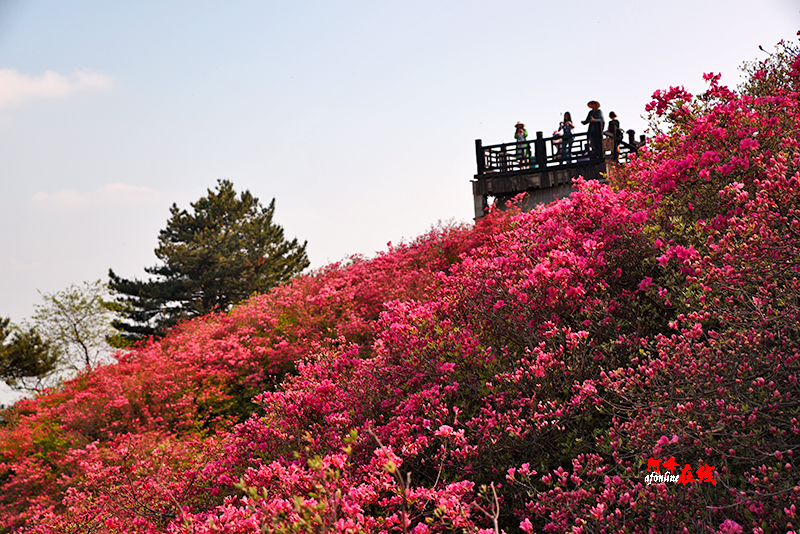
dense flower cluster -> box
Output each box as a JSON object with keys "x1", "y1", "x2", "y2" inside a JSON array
[
  {"x1": 0, "y1": 224, "x2": 477, "y2": 532},
  {"x1": 2, "y1": 35, "x2": 800, "y2": 534}
]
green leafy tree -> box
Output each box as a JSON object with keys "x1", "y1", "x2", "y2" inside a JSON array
[
  {"x1": 108, "y1": 179, "x2": 309, "y2": 345},
  {"x1": 0, "y1": 280, "x2": 117, "y2": 393},
  {"x1": 30, "y1": 280, "x2": 118, "y2": 371},
  {"x1": 0, "y1": 318, "x2": 59, "y2": 392}
]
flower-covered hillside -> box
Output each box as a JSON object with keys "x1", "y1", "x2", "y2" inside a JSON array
[
  {"x1": 0, "y1": 223, "x2": 478, "y2": 532},
  {"x1": 4, "y1": 35, "x2": 800, "y2": 534}
]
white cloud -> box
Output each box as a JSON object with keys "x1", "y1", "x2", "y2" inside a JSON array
[
  {"x1": 0, "y1": 257, "x2": 44, "y2": 273},
  {"x1": 96, "y1": 183, "x2": 164, "y2": 204},
  {"x1": 32, "y1": 183, "x2": 164, "y2": 210},
  {"x1": 0, "y1": 68, "x2": 114, "y2": 108},
  {"x1": 31, "y1": 188, "x2": 83, "y2": 208}
]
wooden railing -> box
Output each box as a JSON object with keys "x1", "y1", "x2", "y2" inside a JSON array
[{"x1": 475, "y1": 129, "x2": 643, "y2": 176}]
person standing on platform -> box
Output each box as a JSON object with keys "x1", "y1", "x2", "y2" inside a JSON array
[
  {"x1": 581, "y1": 100, "x2": 604, "y2": 160},
  {"x1": 558, "y1": 111, "x2": 575, "y2": 163},
  {"x1": 514, "y1": 121, "x2": 531, "y2": 169},
  {"x1": 607, "y1": 111, "x2": 622, "y2": 161}
]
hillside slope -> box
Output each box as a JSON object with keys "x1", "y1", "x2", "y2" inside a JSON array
[{"x1": 2, "y1": 37, "x2": 800, "y2": 534}]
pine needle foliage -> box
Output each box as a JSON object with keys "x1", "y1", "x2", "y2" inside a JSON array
[{"x1": 108, "y1": 180, "x2": 309, "y2": 345}]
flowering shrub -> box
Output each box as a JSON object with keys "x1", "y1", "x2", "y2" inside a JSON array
[
  {"x1": 0, "y1": 223, "x2": 476, "y2": 532},
  {"x1": 2, "y1": 35, "x2": 800, "y2": 534}
]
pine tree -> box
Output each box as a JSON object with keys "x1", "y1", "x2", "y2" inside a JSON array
[
  {"x1": 108, "y1": 180, "x2": 309, "y2": 345},
  {"x1": 0, "y1": 318, "x2": 59, "y2": 392}
]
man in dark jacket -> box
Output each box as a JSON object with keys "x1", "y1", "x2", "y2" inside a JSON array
[{"x1": 582, "y1": 100, "x2": 604, "y2": 161}]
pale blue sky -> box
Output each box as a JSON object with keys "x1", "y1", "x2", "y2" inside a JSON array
[{"x1": 0, "y1": 0, "x2": 798, "y2": 329}]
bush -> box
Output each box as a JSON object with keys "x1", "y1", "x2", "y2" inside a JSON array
[{"x1": 4, "y1": 35, "x2": 800, "y2": 534}]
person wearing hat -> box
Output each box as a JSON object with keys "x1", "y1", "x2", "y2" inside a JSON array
[
  {"x1": 581, "y1": 100, "x2": 604, "y2": 160},
  {"x1": 514, "y1": 121, "x2": 531, "y2": 169}
]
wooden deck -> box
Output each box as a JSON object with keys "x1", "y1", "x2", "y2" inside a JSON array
[{"x1": 472, "y1": 129, "x2": 643, "y2": 218}]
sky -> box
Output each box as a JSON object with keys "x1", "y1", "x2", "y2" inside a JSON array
[{"x1": 0, "y1": 0, "x2": 798, "y2": 401}]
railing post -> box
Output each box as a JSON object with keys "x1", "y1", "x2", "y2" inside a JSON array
[
  {"x1": 627, "y1": 130, "x2": 636, "y2": 146},
  {"x1": 534, "y1": 131, "x2": 546, "y2": 169},
  {"x1": 475, "y1": 139, "x2": 486, "y2": 175}
]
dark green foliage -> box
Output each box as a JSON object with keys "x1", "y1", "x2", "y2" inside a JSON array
[
  {"x1": 108, "y1": 180, "x2": 309, "y2": 345},
  {"x1": 0, "y1": 318, "x2": 59, "y2": 391}
]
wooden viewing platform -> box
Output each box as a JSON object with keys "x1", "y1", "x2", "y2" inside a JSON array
[{"x1": 472, "y1": 128, "x2": 645, "y2": 218}]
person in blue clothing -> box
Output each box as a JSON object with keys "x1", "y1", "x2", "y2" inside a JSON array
[{"x1": 558, "y1": 111, "x2": 575, "y2": 162}]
